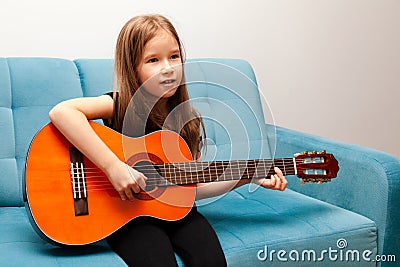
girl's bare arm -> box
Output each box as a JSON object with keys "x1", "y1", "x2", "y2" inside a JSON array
[{"x1": 49, "y1": 96, "x2": 146, "y2": 201}]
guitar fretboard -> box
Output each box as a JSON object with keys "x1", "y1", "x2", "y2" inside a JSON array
[{"x1": 135, "y1": 158, "x2": 297, "y2": 187}]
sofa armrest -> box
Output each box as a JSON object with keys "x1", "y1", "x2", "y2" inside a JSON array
[{"x1": 268, "y1": 124, "x2": 400, "y2": 258}]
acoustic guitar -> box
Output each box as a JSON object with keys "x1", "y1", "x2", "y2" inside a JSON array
[{"x1": 24, "y1": 122, "x2": 339, "y2": 246}]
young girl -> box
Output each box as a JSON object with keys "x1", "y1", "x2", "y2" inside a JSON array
[{"x1": 49, "y1": 14, "x2": 287, "y2": 267}]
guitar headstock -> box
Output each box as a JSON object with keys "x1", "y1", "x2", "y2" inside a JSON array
[{"x1": 294, "y1": 151, "x2": 339, "y2": 185}]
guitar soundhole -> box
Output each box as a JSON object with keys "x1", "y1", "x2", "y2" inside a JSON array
[
  {"x1": 134, "y1": 161, "x2": 157, "y2": 192},
  {"x1": 126, "y1": 153, "x2": 166, "y2": 200}
]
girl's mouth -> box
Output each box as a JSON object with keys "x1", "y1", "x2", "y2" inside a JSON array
[{"x1": 160, "y1": 79, "x2": 176, "y2": 85}]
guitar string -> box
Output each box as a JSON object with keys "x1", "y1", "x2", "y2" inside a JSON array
[
  {"x1": 69, "y1": 159, "x2": 302, "y2": 171},
  {"x1": 69, "y1": 159, "x2": 305, "y2": 173},
  {"x1": 67, "y1": 159, "x2": 328, "y2": 193},
  {"x1": 73, "y1": 158, "x2": 305, "y2": 170},
  {"x1": 71, "y1": 167, "x2": 329, "y2": 194},
  {"x1": 45, "y1": 164, "x2": 302, "y2": 179},
  {"x1": 70, "y1": 172, "x2": 328, "y2": 193},
  {"x1": 70, "y1": 164, "x2": 301, "y2": 180},
  {"x1": 71, "y1": 161, "x2": 301, "y2": 170},
  {"x1": 76, "y1": 167, "x2": 300, "y2": 182},
  {"x1": 72, "y1": 164, "x2": 299, "y2": 181},
  {"x1": 73, "y1": 173, "x2": 297, "y2": 193},
  {"x1": 75, "y1": 176, "x2": 329, "y2": 194},
  {"x1": 69, "y1": 163, "x2": 304, "y2": 182},
  {"x1": 71, "y1": 165, "x2": 301, "y2": 175},
  {"x1": 69, "y1": 166, "x2": 307, "y2": 193},
  {"x1": 73, "y1": 175, "x2": 329, "y2": 194},
  {"x1": 65, "y1": 155, "x2": 325, "y2": 172}
]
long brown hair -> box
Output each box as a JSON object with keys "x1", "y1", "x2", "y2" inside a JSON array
[{"x1": 111, "y1": 14, "x2": 205, "y2": 159}]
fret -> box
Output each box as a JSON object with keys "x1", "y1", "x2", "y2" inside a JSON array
[
  {"x1": 259, "y1": 160, "x2": 267, "y2": 179},
  {"x1": 261, "y1": 160, "x2": 267, "y2": 178},
  {"x1": 272, "y1": 159, "x2": 276, "y2": 176},
  {"x1": 232, "y1": 160, "x2": 240, "y2": 181},
  {"x1": 220, "y1": 162, "x2": 226, "y2": 181},
  {"x1": 215, "y1": 162, "x2": 220, "y2": 182},
  {"x1": 229, "y1": 162, "x2": 234, "y2": 181},
  {"x1": 223, "y1": 162, "x2": 228, "y2": 181},
  {"x1": 187, "y1": 162, "x2": 191, "y2": 184},
  {"x1": 254, "y1": 160, "x2": 259, "y2": 179},
  {"x1": 214, "y1": 162, "x2": 219, "y2": 182},
  {"x1": 192, "y1": 162, "x2": 197, "y2": 183},
  {"x1": 195, "y1": 166, "x2": 200, "y2": 185},
  {"x1": 245, "y1": 161, "x2": 250, "y2": 180},
  {"x1": 266, "y1": 160, "x2": 274, "y2": 177},
  {"x1": 208, "y1": 163, "x2": 212, "y2": 182},
  {"x1": 282, "y1": 159, "x2": 286, "y2": 175},
  {"x1": 224, "y1": 162, "x2": 228, "y2": 181},
  {"x1": 179, "y1": 165, "x2": 183, "y2": 186},
  {"x1": 167, "y1": 163, "x2": 171, "y2": 183}
]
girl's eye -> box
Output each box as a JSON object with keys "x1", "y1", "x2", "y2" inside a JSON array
[
  {"x1": 147, "y1": 58, "x2": 158, "y2": 63},
  {"x1": 171, "y1": 54, "x2": 180, "y2": 60}
]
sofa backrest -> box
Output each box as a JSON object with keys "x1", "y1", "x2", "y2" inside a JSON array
[{"x1": 0, "y1": 57, "x2": 271, "y2": 207}]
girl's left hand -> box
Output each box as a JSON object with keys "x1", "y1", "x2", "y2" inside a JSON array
[{"x1": 256, "y1": 167, "x2": 288, "y2": 191}]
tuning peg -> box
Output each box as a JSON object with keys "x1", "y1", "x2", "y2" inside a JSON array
[
  {"x1": 300, "y1": 178, "x2": 305, "y2": 185},
  {"x1": 301, "y1": 151, "x2": 308, "y2": 155}
]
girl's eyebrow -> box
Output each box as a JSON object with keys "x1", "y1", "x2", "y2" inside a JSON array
[{"x1": 143, "y1": 53, "x2": 158, "y2": 61}]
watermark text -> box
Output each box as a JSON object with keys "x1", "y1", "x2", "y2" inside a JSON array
[{"x1": 257, "y1": 238, "x2": 396, "y2": 263}]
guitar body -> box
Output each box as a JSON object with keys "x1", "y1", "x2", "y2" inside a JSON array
[{"x1": 25, "y1": 122, "x2": 196, "y2": 246}]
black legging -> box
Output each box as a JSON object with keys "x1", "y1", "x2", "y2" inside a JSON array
[{"x1": 106, "y1": 207, "x2": 227, "y2": 267}]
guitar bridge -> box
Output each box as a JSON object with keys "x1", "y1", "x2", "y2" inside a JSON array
[{"x1": 69, "y1": 147, "x2": 89, "y2": 216}]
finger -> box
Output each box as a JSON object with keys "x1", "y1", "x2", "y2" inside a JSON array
[
  {"x1": 256, "y1": 177, "x2": 266, "y2": 186},
  {"x1": 125, "y1": 187, "x2": 135, "y2": 200},
  {"x1": 273, "y1": 174, "x2": 282, "y2": 190},
  {"x1": 119, "y1": 192, "x2": 127, "y2": 201},
  {"x1": 128, "y1": 173, "x2": 142, "y2": 193},
  {"x1": 131, "y1": 184, "x2": 141, "y2": 194},
  {"x1": 136, "y1": 174, "x2": 147, "y2": 191},
  {"x1": 280, "y1": 176, "x2": 288, "y2": 191},
  {"x1": 274, "y1": 167, "x2": 283, "y2": 176},
  {"x1": 274, "y1": 167, "x2": 287, "y2": 191},
  {"x1": 265, "y1": 175, "x2": 276, "y2": 188}
]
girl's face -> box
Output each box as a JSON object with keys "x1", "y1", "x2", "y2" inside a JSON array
[{"x1": 137, "y1": 30, "x2": 183, "y2": 99}]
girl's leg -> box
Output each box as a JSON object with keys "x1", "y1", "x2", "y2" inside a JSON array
[
  {"x1": 170, "y1": 209, "x2": 227, "y2": 267},
  {"x1": 107, "y1": 217, "x2": 178, "y2": 267}
]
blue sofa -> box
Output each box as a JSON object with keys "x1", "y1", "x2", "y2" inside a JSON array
[{"x1": 0, "y1": 57, "x2": 399, "y2": 266}]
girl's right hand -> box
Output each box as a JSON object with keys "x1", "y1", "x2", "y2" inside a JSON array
[{"x1": 105, "y1": 160, "x2": 147, "y2": 201}]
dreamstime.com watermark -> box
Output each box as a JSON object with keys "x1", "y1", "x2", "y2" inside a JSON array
[{"x1": 257, "y1": 238, "x2": 396, "y2": 263}]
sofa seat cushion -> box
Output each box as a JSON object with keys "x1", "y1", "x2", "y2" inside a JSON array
[
  {"x1": 1, "y1": 187, "x2": 376, "y2": 266},
  {"x1": 198, "y1": 186, "x2": 377, "y2": 267}
]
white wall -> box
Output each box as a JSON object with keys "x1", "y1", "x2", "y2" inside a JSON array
[{"x1": 1, "y1": 0, "x2": 399, "y2": 158}]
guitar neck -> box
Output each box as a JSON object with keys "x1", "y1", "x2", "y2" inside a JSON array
[{"x1": 136, "y1": 158, "x2": 297, "y2": 187}]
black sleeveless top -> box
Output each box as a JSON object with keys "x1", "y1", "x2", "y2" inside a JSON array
[{"x1": 102, "y1": 91, "x2": 161, "y2": 135}]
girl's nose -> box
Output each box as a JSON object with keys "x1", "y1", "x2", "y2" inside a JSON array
[{"x1": 161, "y1": 60, "x2": 173, "y2": 74}]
